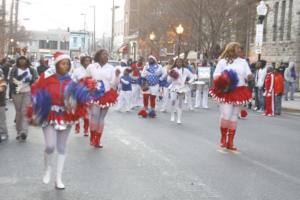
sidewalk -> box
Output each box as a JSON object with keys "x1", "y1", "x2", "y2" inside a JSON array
[{"x1": 282, "y1": 92, "x2": 300, "y2": 113}]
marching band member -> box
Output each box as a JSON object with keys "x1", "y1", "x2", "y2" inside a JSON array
[
  {"x1": 159, "y1": 59, "x2": 174, "y2": 112},
  {"x1": 116, "y1": 68, "x2": 132, "y2": 112},
  {"x1": 210, "y1": 42, "x2": 252, "y2": 151},
  {"x1": 183, "y1": 59, "x2": 195, "y2": 110},
  {"x1": 138, "y1": 56, "x2": 162, "y2": 118},
  {"x1": 29, "y1": 52, "x2": 89, "y2": 189},
  {"x1": 195, "y1": 61, "x2": 210, "y2": 109},
  {"x1": 85, "y1": 49, "x2": 120, "y2": 148},
  {"x1": 168, "y1": 58, "x2": 195, "y2": 124},
  {"x1": 131, "y1": 58, "x2": 144, "y2": 108},
  {"x1": 71, "y1": 55, "x2": 92, "y2": 136}
]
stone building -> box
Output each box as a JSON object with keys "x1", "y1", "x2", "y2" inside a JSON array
[{"x1": 252, "y1": 0, "x2": 300, "y2": 88}]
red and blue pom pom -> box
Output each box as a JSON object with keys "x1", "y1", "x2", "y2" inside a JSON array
[
  {"x1": 32, "y1": 89, "x2": 52, "y2": 124},
  {"x1": 213, "y1": 69, "x2": 239, "y2": 93}
]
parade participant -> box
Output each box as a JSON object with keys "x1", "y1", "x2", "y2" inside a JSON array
[
  {"x1": 195, "y1": 60, "x2": 210, "y2": 109},
  {"x1": 168, "y1": 58, "x2": 195, "y2": 124},
  {"x1": 85, "y1": 49, "x2": 120, "y2": 148},
  {"x1": 0, "y1": 69, "x2": 8, "y2": 143},
  {"x1": 71, "y1": 55, "x2": 92, "y2": 136},
  {"x1": 183, "y1": 59, "x2": 195, "y2": 110},
  {"x1": 264, "y1": 66, "x2": 275, "y2": 116},
  {"x1": 131, "y1": 57, "x2": 144, "y2": 108},
  {"x1": 274, "y1": 67, "x2": 284, "y2": 115},
  {"x1": 159, "y1": 58, "x2": 174, "y2": 112},
  {"x1": 29, "y1": 52, "x2": 85, "y2": 189},
  {"x1": 210, "y1": 42, "x2": 252, "y2": 151},
  {"x1": 116, "y1": 68, "x2": 132, "y2": 112},
  {"x1": 138, "y1": 56, "x2": 162, "y2": 118},
  {"x1": 9, "y1": 56, "x2": 38, "y2": 141}
]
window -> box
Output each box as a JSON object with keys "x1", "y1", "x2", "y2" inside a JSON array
[
  {"x1": 287, "y1": 0, "x2": 293, "y2": 40},
  {"x1": 39, "y1": 40, "x2": 47, "y2": 49},
  {"x1": 279, "y1": 1, "x2": 286, "y2": 41},
  {"x1": 49, "y1": 41, "x2": 58, "y2": 50},
  {"x1": 73, "y1": 37, "x2": 78, "y2": 46},
  {"x1": 273, "y1": 2, "x2": 279, "y2": 41},
  {"x1": 60, "y1": 41, "x2": 69, "y2": 50}
]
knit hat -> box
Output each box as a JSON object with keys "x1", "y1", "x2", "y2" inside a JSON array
[
  {"x1": 53, "y1": 52, "x2": 70, "y2": 66},
  {"x1": 148, "y1": 55, "x2": 157, "y2": 63}
]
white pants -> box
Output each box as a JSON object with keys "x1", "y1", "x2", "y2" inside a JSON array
[
  {"x1": 195, "y1": 84, "x2": 209, "y2": 108},
  {"x1": 144, "y1": 85, "x2": 160, "y2": 96},
  {"x1": 184, "y1": 89, "x2": 193, "y2": 109},
  {"x1": 116, "y1": 90, "x2": 132, "y2": 112},
  {"x1": 131, "y1": 84, "x2": 142, "y2": 107},
  {"x1": 160, "y1": 87, "x2": 169, "y2": 110}
]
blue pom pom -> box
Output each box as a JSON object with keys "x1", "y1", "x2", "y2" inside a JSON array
[
  {"x1": 224, "y1": 69, "x2": 239, "y2": 92},
  {"x1": 148, "y1": 110, "x2": 156, "y2": 118},
  {"x1": 33, "y1": 89, "x2": 52, "y2": 123}
]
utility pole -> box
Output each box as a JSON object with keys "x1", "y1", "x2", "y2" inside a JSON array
[
  {"x1": 111, "y1": 0, "x2": 115, "y2": 54},
  {"x1": 14, "y1": 0, "x2": 19, "y2": 33},
  {"x1": 0, "y1": 0, "x2": 6, "y2": 57},
  {"x1": 92, "y1": 5, "x2": 96, "y2": 53}
]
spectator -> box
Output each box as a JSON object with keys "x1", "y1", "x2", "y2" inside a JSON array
[
  {"x1": 0, "y1": 69, "x2": 8, "y2": 143},
  {"x1": 264, "y1": 66, "x2": 274, "y2": 116},
  {"x1": 9, "y1": 56, "x2": 38, "y2": 141},
  {"x1": 274, "y1": 68, "x2": 284, "y2": 115},
  {"x1": 284, "y1": 62, "x2": 297, "y2": 101},
  {"x1": 254, "y1": 60, "x2": 267, "y2": 112},
  {"x1": 37, "y1": 58, "x2": 49, "y2": 76}
]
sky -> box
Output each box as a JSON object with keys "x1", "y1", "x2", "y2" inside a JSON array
[{"x1": 18, "y1": 0, "x2": 125, "y2": 37}]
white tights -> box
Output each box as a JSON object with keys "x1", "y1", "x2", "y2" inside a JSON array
[
  {"x1": 43, "y1": 125, "x2": 71, "y2": 155},
  {"x1": 90, "y1": 105, "x2": 108, "y2": 133},
  {"x1": 219, "y1": 104, "x2": 240, "y2": 129}
]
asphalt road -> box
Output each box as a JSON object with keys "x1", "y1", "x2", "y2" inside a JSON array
[{"x1": 0, "y1": 101, "x2": 299, "y2": 200}]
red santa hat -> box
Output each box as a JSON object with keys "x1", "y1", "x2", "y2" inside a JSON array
[{"x1": 53, "y1": 52, "x2": 71, "y2": 66}]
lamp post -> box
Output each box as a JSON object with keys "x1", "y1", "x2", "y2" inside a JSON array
[
  {"x1": 90, "y1": 5, "x2": 96, "y2": 53},
  {"x1": 81, "y1": 13, "x2": 87, "y2": 54},
  {"x1": 256, "y1": 1, "x2": 268, "y2": 61},
  {"x1": 111, "y1": 0, "x2": 120, "y2": 55},
  {"x1": 176, "y1": 24, "x2": 184, "y2": 57},
  {"x1": 149, "y1": 32, "x2": 156, "y2": 55},
  {"x1": 9, "y1": 38, "x2": 14, "y2": 55}
]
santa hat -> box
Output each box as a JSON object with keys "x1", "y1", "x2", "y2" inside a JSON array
[
  {"x1": 148, "y1": 55, "x2": 157, "y2": 62},
  {"x1": 53, "y1": 52, "x2": 71, "y2": 66}
]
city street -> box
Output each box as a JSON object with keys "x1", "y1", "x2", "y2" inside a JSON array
[{"x1": 0, "y1": 101, "x2": 299, "y2": 200}]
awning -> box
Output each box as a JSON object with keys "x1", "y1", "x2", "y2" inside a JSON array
[{"x1": 118, "y1": 44, "x2": 129, "y2": 53}]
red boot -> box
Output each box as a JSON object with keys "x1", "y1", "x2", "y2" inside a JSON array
[
  {"x1": 90, "y1": 131, "x2": 95, "y2": 146},
  {"x1": 75, "y1": 123, "x2": 80, "y2": 134},
  {"x1": 220, "y1": 127, "x2": 228, "y2": 148},
  {"x1": 227, "y1": 129, "x2": 237, "y2": 151},
  {"x1": 83, "y1": 118, "x2": 89, "y2": 137},
  {"x1": 94, "y1": 132, "x2": 103, "y2": 148}
]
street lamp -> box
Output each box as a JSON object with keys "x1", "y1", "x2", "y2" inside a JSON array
[
  {"x1": 176, "y1": 24, "x2": 184, "y2": 57},
  {"x1": 149, "y1": 32, "x2": 156, "y2": 54},
  {"x1": 81, "y1": 13, "x2": 87, "y2": 53},
  {"x1": 256, "y1": 1, "x2": 268, "y2": 61},
  {"x1": 111, "y1": 0, "x2": 120, "y2": 55}
]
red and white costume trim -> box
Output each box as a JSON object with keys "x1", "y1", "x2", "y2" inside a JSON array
[{"x1": 264, "y1": 72, "x2": 274, "y2": 116}]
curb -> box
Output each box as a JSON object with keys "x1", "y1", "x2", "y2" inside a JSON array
[{"x1": 282, "y1": 107, "x2": 300, "y2": 114}]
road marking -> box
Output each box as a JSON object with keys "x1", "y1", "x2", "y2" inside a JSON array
[{"x1": 243, "y1": 156, "x2": 300, "y2": 185}]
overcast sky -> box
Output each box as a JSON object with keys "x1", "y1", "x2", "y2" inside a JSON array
[{"x1": 18, "y1": 0, "x2": 125, "y2": 37}]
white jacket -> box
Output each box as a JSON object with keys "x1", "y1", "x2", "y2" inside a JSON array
[{"x1": 255, "y1": 67, "x2": 267, "y2": 88}]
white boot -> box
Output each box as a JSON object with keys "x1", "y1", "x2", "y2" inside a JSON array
[
  {"x1": 171, "y1": 111, "x2": 175, "y2": 122},
  {"x1": 55, "y1": 154, "x2": 66, "y2": 190},
  {"x1": 177, "y1": 108, "x2": 182, "y2": 124},
  {"x1": 42, "y1": 153, "x2": 52, "y2": 184}
]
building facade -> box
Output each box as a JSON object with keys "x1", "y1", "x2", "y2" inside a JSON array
[{"x1": 252, "y1": 0, "x2": 300, "y2": 88}]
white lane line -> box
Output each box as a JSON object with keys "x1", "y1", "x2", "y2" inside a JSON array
[{"x1": 243, "y1": 156, "x2": 300, "y2": 185}]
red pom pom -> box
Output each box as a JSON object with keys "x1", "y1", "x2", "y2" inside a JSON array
[
  {"x1": 240, "y1": 109, "x2": 248, "y2": 118},
  {"x1": 169, "y1": 69, "x2": 179, "y2": 80},
  {"x1": 138, "y1": 109, "x2": 148, "y2": 118}
]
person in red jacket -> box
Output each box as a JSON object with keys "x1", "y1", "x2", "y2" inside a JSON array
[
  {"x1": 264, "y1": 66, "x2": 275, "y2": 116},
  {"x1": 30, "y1": 52, "x2": 83, "y2": 190},
  {"x1": 274, "y1": 68, "x2": 284, "y2": 115}
]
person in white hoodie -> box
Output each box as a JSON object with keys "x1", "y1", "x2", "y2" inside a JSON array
[
  {"x1": 284, "y1": 62, "x2": 297, "y2": 101},
  {"x1": 254, "y1": 60, "x2": 267, "y2": 112},
  {"x1": 168, "y1": 58, "x2": 195, "y2": 124}
]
